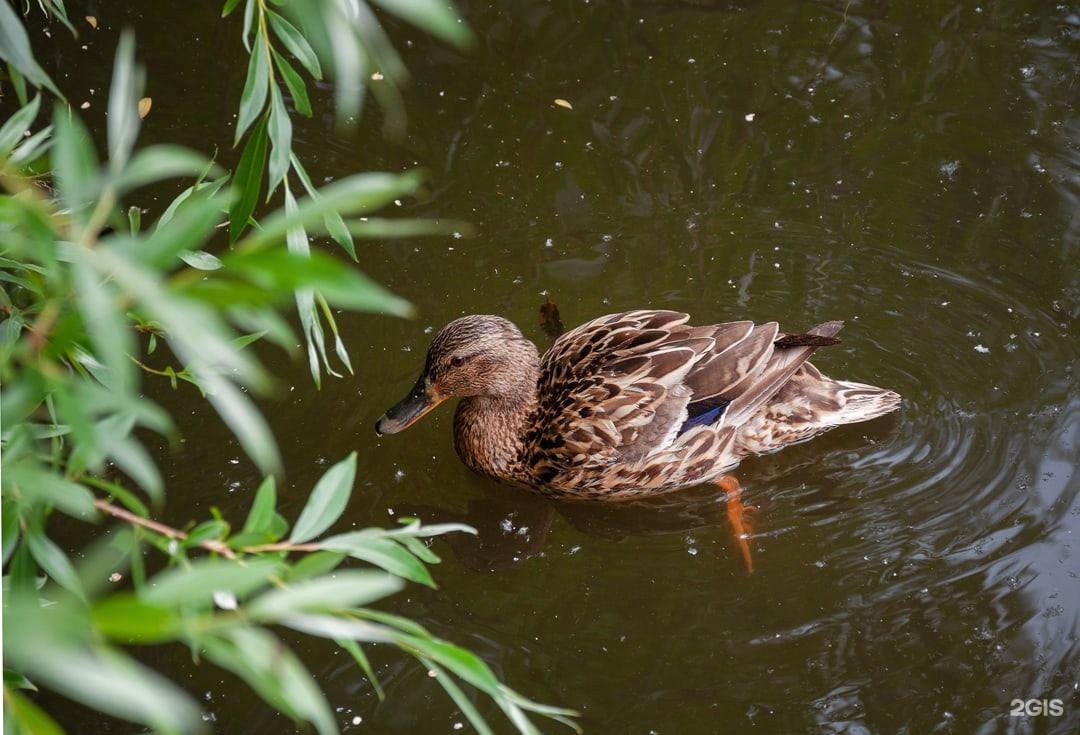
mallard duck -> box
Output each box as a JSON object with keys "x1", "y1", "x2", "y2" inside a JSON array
[{"x1": 375, "y1": 310, "x2": 901, "y2": 502}]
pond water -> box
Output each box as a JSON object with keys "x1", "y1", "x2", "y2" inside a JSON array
[{"x1": 33, "y1": 0, "x2": 1078, "y2": 732}]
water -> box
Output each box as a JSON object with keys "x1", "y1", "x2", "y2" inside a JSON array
[{"x1": 28, "y1": 0, "x2": 1079, "y2": 732}]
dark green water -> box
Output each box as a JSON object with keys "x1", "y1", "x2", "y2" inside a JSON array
[{"x1": 27, "y1": 0, "x2": 1080, "y2": 732}]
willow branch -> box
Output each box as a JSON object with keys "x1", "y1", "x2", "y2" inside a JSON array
[
  {"x1": 92, "y1": 499, "x2": 321, "y2": 558},
  {"x1": 94, "y1": 499, "x2": 236, "y2": 559}
]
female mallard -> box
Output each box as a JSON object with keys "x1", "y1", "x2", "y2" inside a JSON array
[{"x1": 375, "y1": 310, "x2": 901, "y2": 502}]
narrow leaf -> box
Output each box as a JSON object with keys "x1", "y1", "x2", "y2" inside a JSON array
[
  {"x1": 235, "y1": 43, "x2": 269, "y2": 144},
  {"x1": 267, "y1": 10, "x2": 322, "y2": 79},
  {"x1": 229, "y1": 116, "x2": 268, "y2": 244},
  {"x1": 266, "y1": 84, "x2": 292, "y2": 197},
  {"x1": 289, "y1": 452, "x2": 357, "y2": 543}
]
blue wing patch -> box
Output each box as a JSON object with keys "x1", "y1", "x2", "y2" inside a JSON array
[{"x1": 678, "y1": 396, "x2": 731, "y2": 435}]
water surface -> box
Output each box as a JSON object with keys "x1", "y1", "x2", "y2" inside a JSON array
[{"x1": 30, "y1": 0, "x2": 1079, "y2": 732}]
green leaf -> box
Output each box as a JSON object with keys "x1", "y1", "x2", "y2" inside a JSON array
[
  {"x1": 98, "y1": 419, "x2": 163, "y2": 503},
  {"x1": 83, "y1": 476, "x2": 149, "y2": 517},
  {"x1": 113, "y1": 144, "x2": 211, "y2": 194},
  {"x1": 11, "y1": 643, "x2": 201, "y2": 733},
  {"x1": 143, "y1": 558, "x2": 281, "y2": 606},
  {"x1": 0, "y1": 1, "x2": 64, "y2": 98},
  {"x1": 127, "y1": 205, "x2": 141, "y2": 234},
  {"x1": 183, "y1": 520, "x2": 228, "y2": 547},
  {"x1": 3, "y1": 461, "x2": 97, "y2": 520},
  {"x1": 2, "y1": 500, "x2": 20, "y2": 565},
  {"x1": 291, "y1": 154, "x2": 356, "y2": 260},
  {"x1": 52, "y1": 106, "x2": 99, "y2": 225},
  {"x1": 273, "y1": 50, "x2": 311, "y2": 117},
  {"x1": 92, "y1": 594, "x2": 179, "y2": 643},
  {"x1": 70, "y1": 251, "x2": 136, "y2": 393},
  {"x1": 242, "y1": 476, "x2": 276, "y2": 534},
  {"x1": 155, "y1": 175, "x2": 229, "y2": 232},
  {"x1": 420, "y1": 657, "x2": 494, "y2": 735},
  {"x1": 285, "y1": 550, "x2": 344, "y2": 582},
  {"x1": 221, "y1": 0, "x2": 244, "y2": 16},
  {"x1": 280, "y1": 613, "x2": 393, "y2": 643},
  {"x1": 3, "y1": 687, "x2": 64, "y2": 735},
  {"x1": 178, "y1": 249, "x2": 223, "y2": 271},
  {"x1": 241, "y1": 170, "x2": 425, "y2": 249},
  {"x1": 223, "y1": 248, "x2": 413, "y2": 316},
  {"x1": 141, "y1": 190, "x2": 227, "y2": 268},
  {"x1": 249, "y1": 570, "x2": 402, "y2": 620},
  {"x1": 107, "y1": 30, "x2": 142, "y2": 170},
  {"x1": 399, "y1": 636, "x2": 502, "y2": 696},
  {"x1": 368, "y1": 0, "x2": 473, "y2": 48},
  {"x1": 27, "y1": 525, "x2": 86, "y2": 602},
  {"x1": 267, "y1": 84, "x2": 292, "y2": 198},
  {"x1": 267, "y1": 11, "x2": 322, "y2": 80},
  {"x1": 0, "y1": 94, "x2": 40, "y2": 156},
  {"x1": 338, "y1": 638, "x2": 385, "y2": 700},
  {"x1": 9, "y1": 123, "x2": 53, "y2": 166},
  {"x1": 229, "y1": 116, "x2": 269, "y2": 244},
  {"x1": 319, "y1": 533, "x2": 435, "y2": 588},
  {"x1": 289, "y1": 452, "x2": 356, "y2": 542},
  {"x1": 235, "y1": 42, "x2": 269, "y2": 144}
]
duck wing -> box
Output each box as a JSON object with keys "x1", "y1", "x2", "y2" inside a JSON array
[{"x1": 524, "y1": 311, "x2": 846, "y2": 492}]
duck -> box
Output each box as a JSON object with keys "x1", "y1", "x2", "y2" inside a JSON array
[{"x1": 375, "y1": 309, "x2": 900, "y2": 502}]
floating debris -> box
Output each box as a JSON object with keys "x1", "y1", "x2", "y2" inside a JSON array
[
  {"x1": 974, "y1": 344, "x2": 990, "y2": 354},
  {"x1": 138, "y1": 97, "x2": 152, "y2": 119},
  {"x1": 85, "y1": 15, "x2": 97, "y2": 29},
  {"x1": 744, "y1": 112, "x2": 756, "y2": 122},
  {"x1": 554, "y1": 98, "x2": 573, "y2": 110}
]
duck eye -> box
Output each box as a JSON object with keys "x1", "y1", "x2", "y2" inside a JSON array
[{"x1": 451, "y1": 355, "x2": 465, "y2": 368}]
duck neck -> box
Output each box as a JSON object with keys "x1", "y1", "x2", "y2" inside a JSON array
[{"x1": 453, "y1": 377, "x2": 539, "y2": 484}]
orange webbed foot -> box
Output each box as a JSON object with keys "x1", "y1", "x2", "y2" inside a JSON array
[{"x1": 716, "y1": 475, "x2": 754, "y2": 574}]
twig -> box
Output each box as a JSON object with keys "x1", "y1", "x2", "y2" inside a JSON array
[
  {"x1": 94, "y1": 499, "x2": 237, "y2": 559},
  {"x1": 92, "y1": 499, "x2": 321, "y2": 558}
]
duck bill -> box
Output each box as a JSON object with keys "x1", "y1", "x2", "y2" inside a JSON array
[{"x1": 375, "y1": 376, "x2": 444, "y2": 436}]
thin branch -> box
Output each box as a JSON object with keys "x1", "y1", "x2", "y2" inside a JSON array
[
  {"x1": 92, "y1": 499, "x2": 321, "y2": 558},
  {"x1": 93, "y1": 498, "x2": 237, "y2": 559}
]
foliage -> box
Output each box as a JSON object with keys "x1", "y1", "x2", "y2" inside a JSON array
[
  {"x1": 0, "y1": 3, "x2": 574, "y2": 734},
  {"x1": 224, "y1": 0, "x2": 471, "y2": 385}
]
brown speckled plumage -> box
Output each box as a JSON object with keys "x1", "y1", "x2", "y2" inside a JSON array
[{"x1": 377, "y1": 311, "x2": 901, "y2": 500}]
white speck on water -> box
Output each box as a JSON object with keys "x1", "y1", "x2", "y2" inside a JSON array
[
  {"x1": 352, "y1": 716, "x2": 363, "y2": 725},
  {"x1": 202, "y1": 712, "x2": 217, "y2": 723},
  {"x1": 427, "y1": 669, "x2": 438, "y2": 677},
  {"x1": 516, "y1": 526, "x2": 529, "y2": 536},
  {"x1": 424, "y1": 325, "x2": 434, "y2": 334},
  {"x1": 452, "y1": 231, "x2": 462, "y2": 239},
  {"x1": 688, "y1": 58, "x2": 696, "y2": 64},
  {"x1": 974, "y1": 344, "x2": 990, "y2": 354},
  {"x1": 940, "y1": 301, "x2": 950, "y2": 307},
  {"x1": 453, "y1": 723, "x2": 464, "y2": 731},
  {"x1": 687, "y1": 547, "x2": 699, "y2": 556},
  {"x1": 393, "y1": 199, "x2": 402, "y2": 206},
  {"x1": 773, "y1": 262, "x2": 781, "y2": 269},
  {"x1": 1020, "y1": 65, "x2": 1035, "y2": 79},
  {"x1": 394, "y1": 468, "x2": 406, "y2": 482},
  {"x1": 499, "y1": 518, "x2": 514, "y2": 533},
  {"x1": 544, "y1": 238, "x2": 554, "y2": 247},
  {"x1": 940, "y1": 160, "x2": 960, "y2": 177},
  {"x1": 569, "y1": 544, "x2": 581, "y2": 555},
  {"x1": 554, "y1": 161, "x2": 564, "y2": 170},
  {"x1": 744, "y1": 112, "x2": 756, "y2": 122},
  {"x1": 108, "y1": 572, "x2": 122, "y2": 582}
]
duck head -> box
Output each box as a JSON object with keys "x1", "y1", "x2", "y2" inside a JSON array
[{"x1": 375, "y1": 315, "x2": 539, "y2": 435}]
